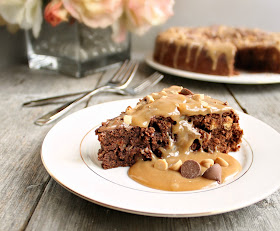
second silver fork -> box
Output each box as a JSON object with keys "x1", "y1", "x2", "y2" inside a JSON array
[
  {"x1": 114, "y1": 72, "x2": 164, "y2": 96},
  {"x1": 83, "y1": 71, "x2": 164, "y2": 108}
]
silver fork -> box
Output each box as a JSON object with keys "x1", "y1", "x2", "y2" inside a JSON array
[
  {"x1": 23, "y1": 71, "x2": 163, "y2": 107},
  {"x1": 112, "y1": 72, "x2": 164, "y2": 96},
  {"x1": 83, "y1": 71, "x2": 164, "y2": 108},
  {"x1": 34, "y1": 60, "x2": 139, "y2": 126}
]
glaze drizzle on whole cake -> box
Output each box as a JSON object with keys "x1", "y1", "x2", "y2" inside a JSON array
[
  {"x1": 153, "y1": 26, "x2": 280, "y2": 75},
  {"x1": 95, "y1": 86, "x2": 243, "y2": 191}
]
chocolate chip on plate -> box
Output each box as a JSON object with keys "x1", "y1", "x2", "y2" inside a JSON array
[
  {"x1": 179, "y1": 88, "x2": 194, "y2": 95},
  {"x1": 180, "y1": 160, "x2": 201, "y2": 179},
  {"x1": 202, "y1": 163, "x2": 222, "y2": 183}
]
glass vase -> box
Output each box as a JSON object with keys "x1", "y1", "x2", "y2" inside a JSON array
[{"x1": 25, "y1": 21, "x2": 131, "y2": 78}]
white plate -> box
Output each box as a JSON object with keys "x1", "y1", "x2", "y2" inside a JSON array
[
  {"x1": 41, "y1": 99, "x2": 280, "y2": 217},
  {"x1": 145, "y1": 54, "x2": 280, "y2": 85}
]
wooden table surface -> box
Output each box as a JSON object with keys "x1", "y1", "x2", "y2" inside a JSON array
[{"x1": 0, "y1": 62, "x2": 280, "y2": 231}]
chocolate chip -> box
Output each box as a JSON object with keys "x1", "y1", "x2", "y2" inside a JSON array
[
  {"x1": 202, "y1": 164, "x2": 222, "y2": 183},
  {"x1": 180, "y1": 160, "x2": 201, "y2": 179},
  {"x1": 179, "y1": 88, "x2": 194, "y2": 95}
]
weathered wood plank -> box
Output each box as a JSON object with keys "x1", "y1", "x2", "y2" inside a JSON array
[
  {"x1": 25, "y1": 181, "x2": 280, "y2": 231},
  {"x1": 0, "y1": 66, "x2": 102, "y2": 230},
  {"x1": 227, "y1": 84, "x2": 280, "y2": 132},
  {"x1": 27, "y1": 180, "x2": 191, "y2": 231}
]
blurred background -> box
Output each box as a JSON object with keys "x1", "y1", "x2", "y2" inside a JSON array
[
  {"x1": 1, "y1": 0, "x2": 280, "y2": 67},
  {"x1": 132, "y1": 0, "x2": 280, "y2": 58}
]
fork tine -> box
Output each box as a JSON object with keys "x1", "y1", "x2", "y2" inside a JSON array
[
  {"x1": 110, "y1": 60, "x2": 129, "y2": 82},
  {"x1": 111, "y1": 60, "x2": 137, "y2": 83},
  {"x1": 117, "y1": 61, "x2": 139, "y2": 89},
  {"x1": 114, "y1": 60, "x2": 135, "y2": 82},
  {"x1": 84, "y1": 61, "x2": 138, "y2": 108},
  {"x1": 133, "y1": 72, "x2": 164, "y2": 94}
]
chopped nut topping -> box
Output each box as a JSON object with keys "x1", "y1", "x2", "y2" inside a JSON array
[
  {"x1": 223, "y1": 116, "x2": 233, "y2": 130},
  {"x1": 151, "y1": 92, "x2": 161, "y2": 99},
  {"x1": 144, "y1": 95, "x2": 155, "y2": 103},
  {"x1": 193, "y1": 94, "x2": 205, "y2": 101},
  {"x1": 215, "y1": 157, "x2": 229, "y2": 167},
  {"x1": 161, "y1": 90, "x2": 168, "y2": 96},
  {"x1": 125, "y1": 106, "x2": 133, "y2": 115},
  {"x1": 209, "y1": 121, "x2": 218, "y2": 130},
  {"x1": 200, "y1": 159, "x2": 214, "y2": 168},
  {"x1": 154, "y1": 159, "x2": 168, "y2": 171},
  {"x1": 123, "y1": 115, "x2": 132, "y2": 125},
  {"x1": 169, "y1": 160, "x2": 183, "y2": 171},
  {"x1": 179, "y1": 88, "x2": 194, "y2": 95},
  {"x1": 201, "y1": 101, "x2": 209, "y2": 107}
]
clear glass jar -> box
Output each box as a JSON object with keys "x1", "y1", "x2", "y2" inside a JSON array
[{"x1": 25, "y1": 21, "x2": 131, "y2": 77}]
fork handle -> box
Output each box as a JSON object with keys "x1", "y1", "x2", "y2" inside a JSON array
[
  {"x1": 23, "y1": 88, "x2": 128, "y2": 107},
  {"x1": 23, "y1": 91, "x2": 89, "y2": 107},
  {"x1": 35, "y1": 85, "x2": 109, "y2": 126}
]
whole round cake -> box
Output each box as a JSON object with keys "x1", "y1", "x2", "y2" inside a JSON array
[{"x1": 153, "y1": 25, "x2": 280, "y2": 76}]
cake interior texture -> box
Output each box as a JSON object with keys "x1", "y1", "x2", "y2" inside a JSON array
[
  {"x1": 153, "y1": 25, "x2": 280, "y2": 75},
  {"x1": 96, "y1": 86, "x2": 243, "y2": 169}
]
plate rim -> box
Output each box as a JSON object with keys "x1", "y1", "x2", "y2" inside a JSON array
[
  {"x1": 41, "y1": 98, "x2": 280, "y2": 217},
  {"x1": 145, "y1": 54, "x2": 280, "y2": 85}
]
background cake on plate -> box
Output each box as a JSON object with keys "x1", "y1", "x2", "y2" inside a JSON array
[{"x1": 153, "y1": 26, "x2": 280, "y2": 76}]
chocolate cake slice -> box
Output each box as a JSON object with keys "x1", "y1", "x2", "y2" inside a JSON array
[{"x1": 95, "y1": 86, "x2": 243, "y2": 169}]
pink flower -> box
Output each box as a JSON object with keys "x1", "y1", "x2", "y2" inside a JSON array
[
  {"x1": 44, "y1": 0, "x2": 69, "y2": 27},
  {"x1": 111, "y1": 18, "x2": 127, "y2": 43},
  {"x1": 62, "y1": 0, "x2": 124, "y2": 28},
  {"x1": 124, "y1": 0, "x2": 174, "y2": 35}
]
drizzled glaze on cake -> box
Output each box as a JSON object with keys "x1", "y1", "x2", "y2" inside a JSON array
[
  {"x1": 123, "y1": 86, "x2": 232, "y2": 155},
  {"x1": 154, "y1": 26, "x2": 280, "y2": 75},
  {"x1": 156, "y1": 27, "x2": 236, "y2": 71},
  {"x1": 126, "y1": 86, "x2": 231, "y2": 125}
]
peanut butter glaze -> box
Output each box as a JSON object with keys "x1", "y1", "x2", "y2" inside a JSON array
[
  {"x1": 124, "y1": 86, "x2": 241, "y2": 191},
  {"x1": 128, "y1": 152, "x2": 241, "y2": 191},
  {"x1": 123, "y1": 86, "x2": 232, "y2": 155},
  {"x1": 126, "y1": 86, "x2": 232, "y2": 126}
]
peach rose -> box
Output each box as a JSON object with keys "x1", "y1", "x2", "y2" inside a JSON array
[
  {"x1": 124, "y1": 0, "x2": 174, "y2": 35},
  {"x1": 62, "y1": 0, "x2": 124, "y2": 28},
  {"x1": 45, "y1": 0, "x2": 69, "y2": 27}
]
